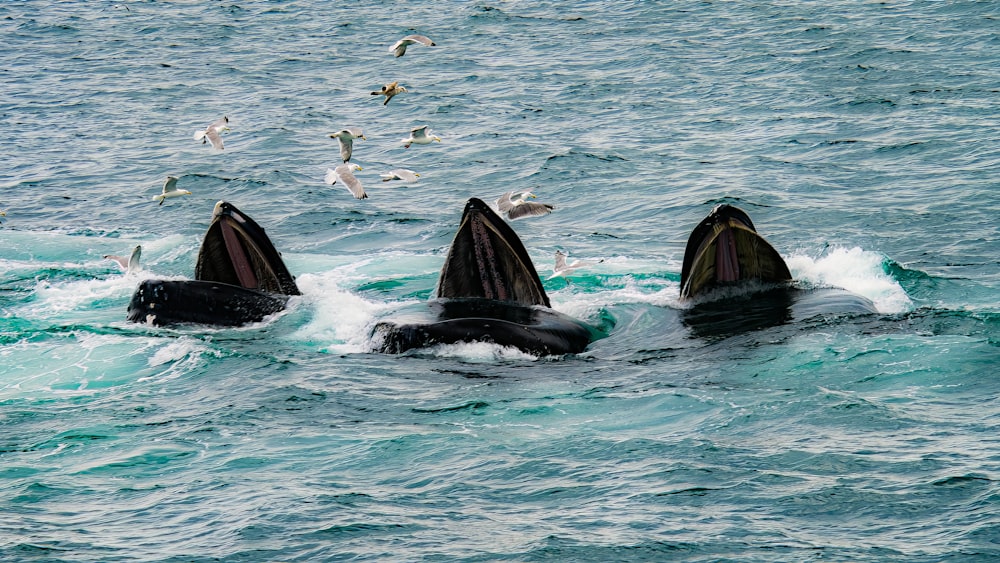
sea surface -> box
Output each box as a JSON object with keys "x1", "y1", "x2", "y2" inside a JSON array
[{"x1": 1, "y1": 1, "x2": 998, "y2": 561}]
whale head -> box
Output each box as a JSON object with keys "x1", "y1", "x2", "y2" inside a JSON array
[
  {"x1": 195, "y1": 201, "x2": 300, "y2": 296},
  {"x1": 435, "y1": 198, "x2": 549, "y2": 307},
  {"x1": 679, "y1": 204, "x2": 792, "y2": 300}
]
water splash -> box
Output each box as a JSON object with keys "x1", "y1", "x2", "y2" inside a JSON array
[{"x1": 786, "y1": 246, "x2": 912, "y2": 314}]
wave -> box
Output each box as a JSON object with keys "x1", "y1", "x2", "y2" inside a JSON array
[{"x1": 785, "y1": 246, "x2": 911, "y2": 314}]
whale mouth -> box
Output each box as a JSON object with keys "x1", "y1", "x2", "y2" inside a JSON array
[
  {"x1": 434, "y1": 198, "x2": 550, "y2": 307},
  {"x1": 714, "y1": 222, "x2": 741, "y2": 283},
  {"x1": 126, "y1": 201, "x2": 298, "y2": 327},
  {"x1": 195, "y1": 201, "x2": 300, "y2": 296},
  {"x1": 680, "y1": 204, "x2": 791, "y2": 299},
  {"x1": 367, "y1": 198, "x2": 600, "y2": 355}
]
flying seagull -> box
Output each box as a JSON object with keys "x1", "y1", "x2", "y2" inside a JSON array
[
  {"x1": 401, "y1": 125, "x2": 441, "y2": 148},
  {"x1": 548, "y1": 250, "x2": 601, "y2": 280},
  {"x1": 389, "y1": 34, "x2": 435, "y2": 57},
  {"x1": 380, "y1": 169, "x2": 420, "y2": 183},
  {"x1": 152, "y1": 176, "x2": 191, "y2": 205},
  {"x1": 193, "y1": 116, "x2": 229, "y2": 150},
  {"x1": 370, "y1": 81, "x2": 407, "y2": 106},
  {"x1": 495, "y1": 190, "x2": 553, "y2": 220},
  {"x1": 103, "y1": 245, "x2": 142, "y2": 273},
  {"x1": 329, "y1": 127, "x2": 366, "y2": 162},
  {"x1": 325, "y1": 163, "x2": 367, "y2": 199}
]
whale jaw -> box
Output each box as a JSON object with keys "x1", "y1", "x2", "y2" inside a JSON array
[
  {"x1": 126, "y1": 201, "x2": 299, "y2": 327},
  {"x1": 126, "y1": 280, "x2": 289, "y2": 327},
  {"x1": 435, "y1": 198, "x2": 549, "y2": 307},
  {"x1": 680, "y1": 204, "x2": 792, "y2": 300},
  {"x1": 195, "y1": 201, "x2": 300, "y2": 296},
  {"x1": 369, "y1": 198, "x2": 600, "y2": 355}
]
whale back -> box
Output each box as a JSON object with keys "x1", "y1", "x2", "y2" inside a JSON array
[
  {"x1": 435, "y1": 198, "x2": 550, "y2": 307},
  {"x1": 680, "y1": 204, "x2": 791, "y2": 299},
  {"x1": 195, "y1": 201, "x2": 300, "y2": 296}
]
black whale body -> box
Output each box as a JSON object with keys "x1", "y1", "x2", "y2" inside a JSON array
[
  {"x1": 127, "y1": 280, "x2": 290, "y2": 327},
  {"x1": 678, "y1": 204, "x2": 877, "y2": 336},
  {"x1": 127, "y1": 201, "x2": 300, "y2": 327},
  {"x1": 369, "y1": 198, "x2": 604, "y2": 355},
  {"x1": 370, "y1": 298, "x2": 600, "y2": 355},
  {"x1": 681, "y1": 286, "x2": 878, "y2": 339}
]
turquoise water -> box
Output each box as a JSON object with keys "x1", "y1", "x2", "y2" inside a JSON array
[{"x1": 2, "y1": 1, "x2": 998, "y2": 561}]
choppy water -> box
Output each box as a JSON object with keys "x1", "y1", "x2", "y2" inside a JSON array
[{"x1": 2, "y1": 1, "x2": 998, "y2": 561}]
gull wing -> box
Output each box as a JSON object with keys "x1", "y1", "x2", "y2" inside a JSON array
[
  {"x1": 335, "y1": 164, "x2": 367, "y2": 199},
  {"x1": 506, "y1": 201, "x2": 553, "y2": 220}
]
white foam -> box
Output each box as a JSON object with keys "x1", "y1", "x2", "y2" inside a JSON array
[
  {"x1": 785, "y1": 246, "x2": 912, "y2": 314},
  {"x1": 417, "y1": 341, "x2": 541, "y2": 362},
  {"x1": 147, "y1": 337, "x2": 213, "y2": 368},
  {"x1": 284, "y1": 251, "x2": 439, "y2": 279},
  {"x1": 30, "y1": 271, "x2": 148, "y2": 315},
  {"x1": 2, "y1": 231, "x2": 196, "y2": 322},
  {"x1": 133, "y1": 233, "x2": 194, "y2": 269},
  {"x1": 290, "y1": 270, "x2": 405, "y2": 354},
  {"x1": 551, "y1": 273, "x2": 683, "y2": 316}
]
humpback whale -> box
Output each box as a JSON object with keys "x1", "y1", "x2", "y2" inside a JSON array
[
  {"x1": 679, "y1": 204, "x2": 877, "y2": 335},
  {"x1": 369, "y1": 198, "x2": 603, "y2": 355},
  {"x1": 126, "y1": 201, "x2": 300, "y2": 326},
  {"x1": 679, "y1": 204, "x2": 793, "y2": 299}
]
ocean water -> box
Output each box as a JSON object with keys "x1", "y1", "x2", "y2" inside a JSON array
[{"x1": 1, "y1": 1, "x2": 998, "y2": 561}]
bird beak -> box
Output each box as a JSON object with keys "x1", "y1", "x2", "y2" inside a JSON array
[
  {"x1": 434, "y1": 136, "x2": 442, "y2": 142},
  {"x1": 356, "y1": 165, "x2": 363, "y2": 171},
  {"x1": 361, "y1": 135, "x2": 367, "y2": 140}
]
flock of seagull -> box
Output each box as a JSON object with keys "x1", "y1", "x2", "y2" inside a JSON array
[
  {"x1": 323, "y1": 124, "x2": 438, "y2": 200},
  {"x1": 143, "y1": 33, "x2": 597, "y2": 280}
]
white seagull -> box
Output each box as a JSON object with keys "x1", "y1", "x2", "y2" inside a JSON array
[
  {"x1": 495, "y1": 190, "x2": 553, "y2": 220},
  {"x1": 325, "y1": 163, "x2": 367, "y2": 199},
  {"x1": 329, "y1": 127, "x2": 366, "y2": 162},
  {"x1": 389, "y1": 34, "x2": 435, "y2": 57},
  {"x1": 548, "y1": 250, "x2": 601, "y2": 280},
  {"x1": 152, "y1": 176, "x2": 191, "y2": 205},
  {"x1": 193, "y1": 116, "x2": 230, "y2": 150},
  {"x1": 103, "y1": 245, "x2": 142, "y2": 273},
  {"x1": 402, "y1": 125, "x2": 441, "y2": 148},
  {"x1": 380, "y1": 169, "x2": 420, "y2": 183}
]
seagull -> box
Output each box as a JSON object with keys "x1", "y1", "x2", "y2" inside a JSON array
[
  {"x1": 103, "y1": 245, "x2": 142, "y2": 273},
  {"x1": 325, "y1": 163, "x2": 366, "y2": 199},
  {"x1": 389, "y1": 34, "x2": 435, "y2": 57},
  {"x1": 496, "y1": 189, "x2": 533, "y2": 214},
  {"x1": 548, "y1": 250, "x2": 601, "y2": 280},
  {"x1": 328, "y1": 127, "x2": 366, "y2": 162},
  {"x1": 370, "y1": 81, "x2": 407, "y2": 106},
  {"x1": 193, "y1": 116, "x2": 229, "y2": 150},
  {"x1": 152, "y1": 176, "x2": 191, "y2": 205},
  {"x1": 402, "y1": 125, "x2": 441, "y2": 148},
  {"x1": 495, "y1": 190, "x2": 553, "y2": 220},
  {"x1": 380, "y1": 169, "x2": 420, "y2": 183}
]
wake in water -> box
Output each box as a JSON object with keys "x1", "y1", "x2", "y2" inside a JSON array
[
  {"x1": 786, "y1": 246, "x2": 912, "y2": 314},
  {"x1": 2, "y1": 229, "x2": 911, "y2": 359},
  {"x1": 0, "y1": 225, "x2": 913, "y2": 404}
]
